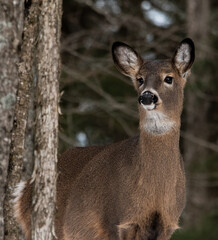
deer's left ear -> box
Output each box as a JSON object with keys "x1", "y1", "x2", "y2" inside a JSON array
[
  {"x1": 172, "y1": 38, "x2": 195, "y2": 78},
  {"x1": 112, "y1": 42, "x2": 143, "y2": 78}
]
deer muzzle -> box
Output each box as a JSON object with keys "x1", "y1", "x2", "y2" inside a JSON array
[{"x1": 138, "y1": 91, "x2": 158, "y2": 106}]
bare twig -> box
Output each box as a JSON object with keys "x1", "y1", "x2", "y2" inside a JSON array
[{"x1": 181, "y1": 131, "x2": 218, "y2": 153}]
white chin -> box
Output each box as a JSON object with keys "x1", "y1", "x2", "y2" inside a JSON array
[
  {"x1": 142, "y1": 103, "x2": 156, "y2": 111},
  {"x1": 143, "y1": 110, "x2": 176, "y2": 135}
]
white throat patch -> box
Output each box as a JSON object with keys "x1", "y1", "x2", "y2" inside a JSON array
[{"x1": 143, "y1": 110, "x2": 175, "y2": 135}]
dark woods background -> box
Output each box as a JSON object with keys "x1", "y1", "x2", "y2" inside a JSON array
[
  {"x1": 0, "y1": 0, "x2": 218, "y2": 239},
  {"x1": 59, "y1": 0, "x2": 218, "y2": 239}
]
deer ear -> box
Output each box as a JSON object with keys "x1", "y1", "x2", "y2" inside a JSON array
[
  {"x1": 172, "y1": 38, "x2": 195, "y2": 77},
  {"x1": 112, "y1": 42, "x2": 143, "y2": 78}
]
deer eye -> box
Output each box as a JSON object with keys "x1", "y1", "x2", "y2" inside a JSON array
[
  {"x1": 164, "y1": 76, "x2": 173, "y2": 84},
  {"x1": 137, "y1": 77, "x2": 144, "y2": 86}
]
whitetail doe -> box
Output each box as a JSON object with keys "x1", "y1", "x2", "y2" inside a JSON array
[{"x1": 14, "y1": 38, "x2": 195, "y2": 240}]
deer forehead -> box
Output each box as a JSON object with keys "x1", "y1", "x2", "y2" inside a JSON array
[{"x1": 139, "y1": 59, "x2": 176, "y2": 77}]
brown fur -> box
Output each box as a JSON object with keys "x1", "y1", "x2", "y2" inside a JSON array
[{"x1": 14, "y1": 39, "x2": 195, "y2": 240}]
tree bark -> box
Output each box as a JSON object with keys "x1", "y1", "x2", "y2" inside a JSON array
[
  {"x1": 3, "y1": 1, "x2": 39, "y2": 239},
  {"x1": 184, "y1": 0, "x2": 210, "y2": 226},
  {"x1": 0, "y1": 0, "x2": 24, "y2": 238},
  {"x1": 31, "y1": 0, "x2": 62, "y2": 239}
]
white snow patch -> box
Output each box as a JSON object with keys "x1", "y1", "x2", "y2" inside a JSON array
[{"x1": 13, "y1": 181, "x2": 26, "y2": 220}]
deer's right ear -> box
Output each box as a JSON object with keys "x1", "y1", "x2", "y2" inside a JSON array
[
  {"x1": 172, "y1": 38, "x2": 195, "y2": 78},
  {"x1": 112, "y1": 42, "x2": 143, "y2": 78}
]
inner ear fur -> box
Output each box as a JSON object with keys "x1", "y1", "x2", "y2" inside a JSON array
[
  {"x1": 112, "y1": 41, "x2": 143, "y2": 78},
  {"x1": 172, "y1": 38, "x2": 195, "y2": 77}
]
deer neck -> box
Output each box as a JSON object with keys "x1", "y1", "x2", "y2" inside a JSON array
[
  {"x1": 138, "y1": 118, "x2": 181, "y2": 167},
  {"x1": 139, "y1": 129, "x2": 180, "y2": 154},
  {"x1": 138, "y1": 108, "x2": 181, "y2": 160},
  {"x1": 136, "y1": 128, "x2": 181, "y2": 191}
]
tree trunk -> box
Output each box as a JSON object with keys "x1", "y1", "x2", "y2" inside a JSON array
[
  {"x1": 0, "y1": 0, "x2": 24, "y2": 238},
  {"x1": 31, "y1": 0, "x2": 62, "y2": 239},
  {"x1": 3, "y1": 1, "x2": 39, "y2": 239},
  {"x1": 184, "y1": 0, "x2": 210, "y2": 226}
]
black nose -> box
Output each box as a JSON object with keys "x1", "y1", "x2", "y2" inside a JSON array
[{"x1": 138, "y1": 91, "x2": 158, "y2": 105}]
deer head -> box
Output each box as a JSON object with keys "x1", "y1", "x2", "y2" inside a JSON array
[{"x1": 112, "y1": 38, "x2": 195, "y2": 135}]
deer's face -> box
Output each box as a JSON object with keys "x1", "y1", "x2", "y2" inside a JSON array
[{"x1": 112, "y1": 39, "x2": 195, "y2": 135}]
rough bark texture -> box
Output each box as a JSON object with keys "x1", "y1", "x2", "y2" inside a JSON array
[
  {"x1": 31, "y1": 0, "x2": 62, "y2": 239},
  {"x1": 184, "y1": 0, "x2": 210, "y2": 225},
  {"x1": 3, "y1": 1, "x2": 39, "y2": 240},
  {"x1": 23, "y1": 90, "x2": 35, "y2": 178},
  {"x1": 0, "y1": 0, "x2": 24, "y2": 238}
]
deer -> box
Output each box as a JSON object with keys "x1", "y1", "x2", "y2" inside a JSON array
[{"x1": 14, "y1": 38, "x2": 195, "y2": 240}]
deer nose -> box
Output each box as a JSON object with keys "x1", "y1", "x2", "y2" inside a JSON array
[{"x1": 138, "y1": 91, "x2": 158, "y2": 105}]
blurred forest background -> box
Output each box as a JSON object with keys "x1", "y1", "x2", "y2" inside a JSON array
[
  {"x1": 59, "y1": 0, "x2": 218, "y2": 239},
  {"x1": 1, "y1": 0, "x2": 218, "y2": 239}
]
